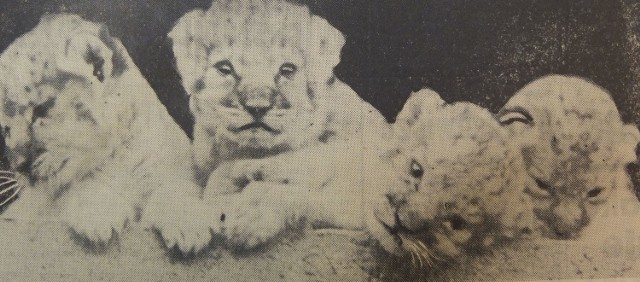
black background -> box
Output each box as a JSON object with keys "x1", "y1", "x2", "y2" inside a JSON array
[{"x1": 0, "y1": 0, "x2": 637, "y2": 137}]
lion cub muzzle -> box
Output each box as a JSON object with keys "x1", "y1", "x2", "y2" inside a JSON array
[
  {"x1": 238, "y1": 86, "x2": 278, "y2": 120},
  {"x1": 227, "y1": 84, "x2": 290, "y2": 133}
]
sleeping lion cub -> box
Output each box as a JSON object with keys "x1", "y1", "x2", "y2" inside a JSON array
[
  {"x1": 498, "y1": 75, "x2": 640, "y2": 239},
  {"x1": 144, "y1": 0, "x2": 389, "y2": 254},
  {"x1": 0, "y1": 14, "x2": 194, "y2": 247}
]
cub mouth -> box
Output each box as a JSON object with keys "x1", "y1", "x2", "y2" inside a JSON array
[
  {"x1": 378, "y1": 213, "x2": 426, "y2": 246},
  {"x1": 231, "y1": 122, "x2": 281, "y2": 134}
]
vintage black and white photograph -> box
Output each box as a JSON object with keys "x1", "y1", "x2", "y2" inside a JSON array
[{"x1": 1, "y1": 0, "x2": 640, "y2": 280}]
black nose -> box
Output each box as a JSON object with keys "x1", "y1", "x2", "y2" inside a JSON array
[{"x1": 243, "y1": 105, "x2": 272, "y2": 120}]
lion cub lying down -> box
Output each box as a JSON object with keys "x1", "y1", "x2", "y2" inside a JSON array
[
  {"x1": 216, "y1": 89, "x2": 538, "y2": 266},
  {"x1": 371, "y1": 90, "x2": 538, "y2": 263},
  {"x1": 145, "y1": 0, "x2": 390, "y2": 254},
  {"x1": 0, "y1": 14, "x2": 195, "y2": 247},
  {"x1": 498, "y1": 75, "x2": 640, "y2": 239}
]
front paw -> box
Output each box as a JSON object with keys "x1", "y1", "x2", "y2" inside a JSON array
[
  {"x1": 62, "y1": 188, "x2": 132, "y2": 245},
  {"x1": 224, "y1": 206, "x2": 290, "y2": 250},
  {"x1": 221, "y1": 184, "x2": 299, "y2": 249},
  {"x1": 144, "y1": 191, "x2": 217, "y2": 255}
]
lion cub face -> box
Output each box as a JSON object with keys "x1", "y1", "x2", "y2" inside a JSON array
[
  {"x1": 0, "y1": 15, "x2": 135, "y2": 185},
  {"x1": 499, "y1": 75, "x2": 640, "y2": 239},
  {"x1": 371, "y1": 90, "x2": 535, "y2": 265},
  {"x1": 170, "y1": 0, "x2": 345, "y2": 151},
  {"x1": 194, "y1": 44, "x2": 312, "y2": 149}
]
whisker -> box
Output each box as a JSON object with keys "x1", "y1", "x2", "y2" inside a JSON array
[
  {"x1": 416, "y1": 247, "x2": 425, "y2": 268},
  {"x1": 0, "y1": 170, "x2": 16, "y2": 177},
  {"x1": 415, "y1": 240, "x2": 438, "y2": 266},
  {"x1": 407, "y1": 244, "x2": 417, "y2": 267},
  {"x1": 0, "y1": 185, "x2": 21, "y2": 207},
  {"x1": 0, "y1": 182, "x2": 19, "y2": 195}
]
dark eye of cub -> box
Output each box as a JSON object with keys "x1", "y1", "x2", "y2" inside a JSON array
[
  {"x1": 214, "y1": 60, "x2": 235, "y2": 76},
  {"x1": 587, "y1": 187, "x2": 603, "y2": 198},
  {"x1": 409, "y1": 159, "x2": 424, "y2": 179},
  {"x1": 535, "y1": 178, "x2": 551, "y2": 191},
  {"x1": 86, "y1": 50, "x2": 105, "y2": 82},
  {"x1": 279, "y1": 63, "x2": 297, "y2": 79},
  {"x1": 92, "y1": 58, "x2": 105, "y2": 82}
]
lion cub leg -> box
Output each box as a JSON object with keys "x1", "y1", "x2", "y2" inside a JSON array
[{"x1": 202, "y1": 162, "x2": 246, "y2": 198}]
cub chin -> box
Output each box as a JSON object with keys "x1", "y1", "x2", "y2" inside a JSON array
[
  {"x1": 498, "y1": 75, "x2": 640, "y2": 239},
  {"x1": 370, "y1": 89, "x2": 538, "y2": 266}
]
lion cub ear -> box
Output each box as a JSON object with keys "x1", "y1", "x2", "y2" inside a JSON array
[
  {"x1": 55, "y1": 32, "x2": 114, "y2": 85},
  {"x1": 306, "y1": 16, "x2": 346, "y2": 84},
  {"x1": 395, "y1": 89, "x2": 445, "y2": 128},
  {"x1": 169, "y1": 9, "x2": 209, "y2": 96}
]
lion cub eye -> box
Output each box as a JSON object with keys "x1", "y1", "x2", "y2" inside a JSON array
[
  {"x1": 92, "y1": 58, "x2": 105, "y2": 82},
  {"x1": 534, "y1": 178, "x2": 551, "y2": 191},
  {"x1": 214, "y1": 60, "x2": 235, "y2": 76},
  {"x1": 586, "y1": 187, "x2": 604, "y2": 198},
  {"x1": 409, "y1": 159, "x2": 424, "y2": 179},
  {"x1": 279, "y1": 63, "x2": 297, "y2": 79},
  {"x1": 498, "y1": 107, "x2": 533, "y2": 125}
]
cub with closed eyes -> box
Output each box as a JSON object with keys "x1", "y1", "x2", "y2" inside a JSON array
[{"x1": 498, "y1": 75, "x2": 640, "y2": 239}]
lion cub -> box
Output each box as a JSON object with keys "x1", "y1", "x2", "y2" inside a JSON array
[
  {"x1": 370, "y1": 89, "x2": 538, "y2": 265},
  {"x1": 498, "y1": 75, "x2": 640, "y2": 239},
  {"x1": 146, "y1": 0, "x2": 389, "y2": 254},
  {"x1": 0, "y1": 14, "x2": 195, "y2": 247}
]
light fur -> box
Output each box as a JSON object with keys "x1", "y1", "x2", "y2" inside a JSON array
[
  {"x1": 149, "y1": 0, "x2": 390, "y2": 254},
  {"x1": 0, "y1": 14, "x2": 194, "y2": 247},
  {"x1": 498, "y1": 75, "x2": 640, "y2": 239}
]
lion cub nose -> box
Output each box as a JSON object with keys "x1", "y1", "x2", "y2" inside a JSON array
[
  {"x1": 244, "y1": 104, "x2": 272, "y2": 120},
  {"x1": 240, "y1": 88, "x2": 276, "y2": 120}
]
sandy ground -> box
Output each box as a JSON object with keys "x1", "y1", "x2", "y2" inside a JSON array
[{"x1": 1, "y1": 216, "x2": 640, "y2": 281}]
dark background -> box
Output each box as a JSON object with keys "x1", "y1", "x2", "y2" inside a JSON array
[{"x1": 1, "y1": 0, "x2": 639, "y2": 137}]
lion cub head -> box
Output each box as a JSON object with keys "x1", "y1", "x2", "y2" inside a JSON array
[
  {"x1": 0, "y1": 14, "x2": 139, "y2": 190},
  {"x1": 369, "y1": 89, "x2": 537, "y2": 265},
  {"x1": 170, "y1": 0, "x2": 345, "y2": 153},
  {"x1": 498, "y1": 75, "x2": 640, "y2": 239}
]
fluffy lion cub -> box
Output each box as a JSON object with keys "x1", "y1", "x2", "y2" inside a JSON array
[
  {"x1": 145, "y1": 0, "x2": 389, "y2": 253},
  {"x1": 0, "y1": 14, "x2": 194, "y2": 246},
  {"x1": 370, "y1": 90, "x2": 538, "y2": 265},
  {"x1": 498, "y1": 75, "x2": 640, "y2": 239}
]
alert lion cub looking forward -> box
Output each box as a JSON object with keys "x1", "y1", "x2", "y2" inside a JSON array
[{"x1": 145, "y1": 0, "x2": 389, "y2": 254}]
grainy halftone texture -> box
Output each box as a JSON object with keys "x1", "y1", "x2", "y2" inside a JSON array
[{"x1": 0, "y1": 1, "x2": 639, "y2": 281}]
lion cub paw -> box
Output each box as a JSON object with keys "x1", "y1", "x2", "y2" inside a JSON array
[
  {"x1": 62, "y1": 187, "x2": 131, "y2": 245},
  {"x1": 153, "y1": 214, "x2": 213, "y2": 255},
  {"x1": 225, "y1": 207, "x2": 289, "y2": 249},
  {"x1": 221, "y1": 183, "x2": 297, "y2": 249},
  {"x1": 144, "y1": 190, "x2": 217, "y2": 255}
]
